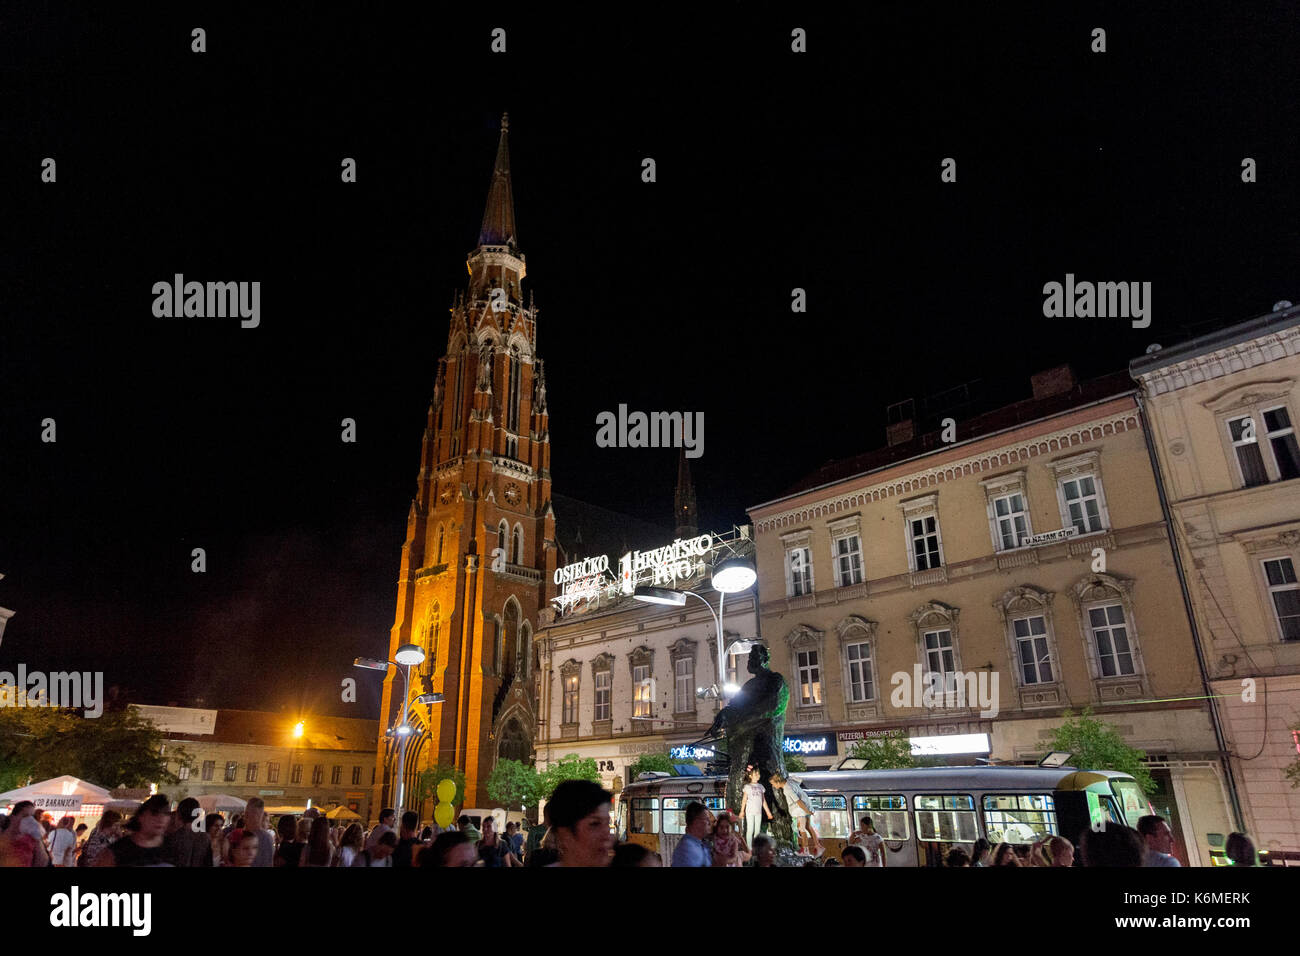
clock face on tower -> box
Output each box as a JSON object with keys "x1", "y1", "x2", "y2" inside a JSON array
[{"x1": 504, "y1": 483, "x2": 521, "y2": 505}]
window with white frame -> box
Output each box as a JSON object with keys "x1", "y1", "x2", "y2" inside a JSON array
[
  {"x1": 1012, "y1": 615, "x2": 1055, "y2": 684},
  {"x1": 923, "y1": 629, "x2": 955, "y2": 681},
  {"x1": 1061, "y1": 475, "x2": 1104, "y2": 533},
  {"x1": 787, "y1": 546, "x2": 813, "y2": 596},
  {"x1": 993, "y1": 493, "x2": 1030, "y2": 550},
  {"x1": 1228, "y1": 415, "x2": 1270, "y2": 487},
  {"x1": 910, "y1": 515, "x2": 943, "y2": 570},
  {"x1": 632, "y1": 664, "x2": 651, "y2": 718},
  {"x1": 674, "y1": 657, "x2": 694, "y2": 713},
  {"x1": 1087, "y1": 604, "x2": 1136, "y2": 676},
  {"x1": 1263, "y1": 557, "x2": 1300, "y2": 641},
  {"x1": 562, "y1": 673, "x2": 579, "y2": 724},
  {"x1": 594, "y1": 668, "x2": 611, "y2": 720},
  {"x1": 845, "y1": 642, "x2": 874, "y2": 702},
  {"x1": 796, "y1": 650, "x2": 822, "y2": 706},
  {"x1": 835, "y1": 534, "x2": 864, "y2": 587}
]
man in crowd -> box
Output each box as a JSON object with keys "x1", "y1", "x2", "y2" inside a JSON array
[
  {"x1": 457, "y1": 814, "x2": 481, "y2": 844},
  {"x1": 164, "y1": 797, "x2": 213, "y2": 867},
  {"x1": 392, "y1": 811, "x2": 421, "y2": 868},
  {"x1": 366, "y1": 808, "x2": 396, "y2": 852},
  {"x1": 243, "y1": 797, "x2": 275, "y2": 867},
  {"x1": 1137, "y1": 815, "x2": 1181, "y2": 867},
  {"x1": 547, "y1": 780, "x2": 614, "y2": 867},
  {"x1": 670, "y1": 802, "x2": 713, "y2": 867}
]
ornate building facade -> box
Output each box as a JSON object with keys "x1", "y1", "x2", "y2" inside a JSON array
[{"x1": 374, "y1": 115, "x2": 556, "y2": 813}]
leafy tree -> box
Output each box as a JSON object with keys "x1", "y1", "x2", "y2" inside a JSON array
[
  {"x1": 1048, "y1": 707, "x2": 1154, "y2": 794},
  {"x1": 414, "y1": 761, "x2": 467, "y2": 809},
  {"x1": 538, "y1": 753, "x2": 601, "y2": 800},
  {"x1": 487, "y1": 758, "x2": 541, "y2": 810},
  {"x1": 627, "y1": 753, "x2": 678, "y2": 779},
  {"x1": 849, "y1": 730, "x2": 917, "y2": 769},
  {"x1": 1283, "y1": 722, "x2": 1300, "y2": 790},
  {"x1": 0, "y1": 694, "x2": 191, "y2": 790}
]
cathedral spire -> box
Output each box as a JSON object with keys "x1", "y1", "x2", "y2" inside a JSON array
[
  {"x1": 674, "y1": 449, "x2": 698, "y2": 540},
  {"x1": 478, "y1": 113, "x2": 518, "y2": 251}
]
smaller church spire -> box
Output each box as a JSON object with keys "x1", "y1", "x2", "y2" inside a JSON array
[{"x1": 674, "y1": 449, "x2": 698, "y2": 540}]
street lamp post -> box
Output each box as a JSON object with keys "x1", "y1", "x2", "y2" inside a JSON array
[{"x1": 355, "y1": 647, "x2": 445, "y2": 815}]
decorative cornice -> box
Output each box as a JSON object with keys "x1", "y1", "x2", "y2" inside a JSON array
[
  {"x1": 1134, "y1": 323, "x2": 1300, "y2": 396},
  {"x1": 756, "y1": 412, "x2": 1139, "y2": 532}
]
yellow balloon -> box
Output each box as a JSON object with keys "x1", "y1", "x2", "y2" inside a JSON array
[
  {"x1": 436, "y1": 779, "x2": 456, "y2": 804},
  {"x1": 434, "y1": 803, "x2": 454, "y2": 828}
]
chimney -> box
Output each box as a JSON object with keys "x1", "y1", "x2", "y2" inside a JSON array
[
  {"x1": 886, "y1": 398, "x2": 916, "y2": 446},
  {"x1": 1030, "y1": 364, "x2": 1077, "y2": 400}
]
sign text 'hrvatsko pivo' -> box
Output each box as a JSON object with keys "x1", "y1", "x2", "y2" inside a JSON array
[{"x1": 551, "y1": 533, "x2": 715, "y2": 615}]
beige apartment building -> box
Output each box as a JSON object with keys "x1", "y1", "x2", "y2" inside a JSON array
[
  {"x1": 748, "y1": 368, "x2": 1234, "y2": 864},
  {"x1": 1131, "y1": 303, "x2": 1300, "y2": 858}
]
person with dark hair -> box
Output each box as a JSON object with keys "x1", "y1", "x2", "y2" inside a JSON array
[
  {"x1": 6, "y1": 801, "x2": 50, "y2": 867},
  {"x1": 392, "y1": 811, "x2": 421, "y2": 868},
  {"x1": 351, "y1": 830, "x2": 398, "y2": 867},
  {"x1": 457, "y1": 814, "x2": 482, "y2": 844},
  {"x1": 991, "y1": 842, "x2": 1021, "y2": 867},
  {"x1": 823, "y1": 857, "x2": 842, "y2": 867},
  {"x1": 1081, "y1": 825, "x2": 1144, "y2": 867},
  {"x1": 524, "y1": 806, "x2": 551, "y2": 865},
  {"x1": 243, "y1": 797, "x2": 274, "y2": 867},
  {"x1": 849, "y1": 815, "x2": 886, "y2": 867},
  {"x1": 970, "y1": 837, "x2": 991, "y2": 867},
  {"x1": 1225, "y1": 832, "x2": 1256, "y2": 867},
  {"x1": 945, "y1": 847, "x2": 971, "y2": 868},
  {"x1": 96, "y1": 794, "x2": 174, "y2": 867},
  {"x1": 504, "y1": 821, "x2": 524, "y2": 861},
  {"x1": 670, "y1": 801, "x2": 713, "y2": 867},
  {"x1": 206, "y1": 814, "x2": 229, "y2": 867},
  {"x1": 547, "y1": 779, "x2": 614, "y2": 867},
  {"x1": 1136, "y1": 815, "x2": 1180, "y2": 867},
  {"x1": 227, "y1": 828, "x2": 260, "y2": 867},
  {"x1": 750, "y1": 834, "x2": 776, "y2": 867},
  {"x1": 164, "y1": 797, "x2": 213, "y2": 867},
  {"x1": 611, "y1": 843, "x2": 661, "y2": 867},
  {"x1": 77, "y1": 809, "x2": 122, "y2": 868},
  {"x1": 420, "y1": 830, "x2": 477, "y2": 867},
  {"x1": 366, "y1": 808, "x2": 396, "y2": 852},
  {"x1": 302, "y1": 816, "x2": 333, "y2": 867},
  {"x1": 841, "y1": 844, "x2": 868, "y2": 867},
  {"x1": 337, "y1": 823, "x2": 364, "y2": 867},
  {"x1": 274, "y1": 814, "x2": 306, "y2": 867},
  {"x1": 476, "y1": 814, "x2": 519, "y2": 867}
]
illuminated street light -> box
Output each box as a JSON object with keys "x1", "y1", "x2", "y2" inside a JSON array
[
  {"x1": 353, "y1": 646, "x2": 433, "y2": 813},
  {"x1": 711, "y1": 555, "x2": 756, "y2": 594},
  {"x1": 394, "y1": 643, "x2": 426, "y2": 667},
  {"x1": 292, "y1": 721, "x2": 304, "y2": 739},
  {"x1": 632, "y1": 585, "x2": 687, "y2": 606}
]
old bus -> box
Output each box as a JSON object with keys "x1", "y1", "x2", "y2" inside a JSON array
[{"x1": 616, "y1": 765, "x2": 1147, "y2": 865}]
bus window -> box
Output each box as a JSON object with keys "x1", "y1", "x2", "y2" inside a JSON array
[
  {"x1": 630, "y1": 798, "x2": 658, "y2": 834},
  {"x1": 913, "y1": 794, "x2": 979, "y2": 843},
  {"x1": 1110, "y1": 779, "x2": 1147, "y2": 825},
  {"x1": 807, "y1": 794, "x2": 849, "y2": 839},
  {"x1": 982, "y1": 794, "x2": 1058, "y2": 844},
  {"x1": 662, "y1": 796, "x2": 725, "y2": 834},
  {"x1": 852, "y1": 795, "x2": 909, "y2": 841}
]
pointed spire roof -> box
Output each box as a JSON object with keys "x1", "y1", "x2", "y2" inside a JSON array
[
  {"x1": 674, "y1": 449, "x2": 698, "y2": 539},
  {"x1": 478, "y1": 113, "x2": 519, "y2": 250}
]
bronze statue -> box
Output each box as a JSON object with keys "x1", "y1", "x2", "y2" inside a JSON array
[{"x1": 704, "y1": 644, "x2": 795, "y2": 850}]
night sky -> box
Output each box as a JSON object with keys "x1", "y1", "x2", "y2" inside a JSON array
[{"x1": 1, "y1": 4, "x2": 1296, "y2": 717}]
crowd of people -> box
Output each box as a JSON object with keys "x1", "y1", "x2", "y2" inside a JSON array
[{"x1": 0, "y1": 784, "x2": 1263, "y2": 868}]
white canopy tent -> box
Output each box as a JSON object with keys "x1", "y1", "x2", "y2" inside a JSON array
[
  {"x1": 0, "y1": 775, "x2": 112, "y2": 805},
  {"x1": 196, "y1": 793, "x2": 247, "y2": 814}
]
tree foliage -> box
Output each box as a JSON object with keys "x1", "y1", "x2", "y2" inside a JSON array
[
  {"x1": 783, "y1": 752, "x2": 807, "y2": 773},
  {"x1": 0, "y1": 695, "x2": 191, "y2": 791},
  {"x1": 849, "y1": 730, "x2": 917, "y2": 769},
  {"x1": 626, "y1": 753, "x2": 678, "y2": 780},
  {"x1": 1048, "y1": 707, "x2": 1154, "y2": 794},
  {"x1": 538, "y1": 753, "x2": 601, "y2": 800},
  {"x1": 487, "y1": 759, "x2": 541, "y2": 810},
  {"x1": 414, "y1": 761, "x2": 467, "y2": 809}
]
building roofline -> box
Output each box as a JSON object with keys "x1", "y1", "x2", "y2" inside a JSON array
[{"x1": 1129, "y1": 303, "x2": 1300, "y2": 377}]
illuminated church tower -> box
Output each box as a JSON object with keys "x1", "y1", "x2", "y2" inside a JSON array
[{"x1": 375, "y1": 114, "x2": 555, "y2": 812}]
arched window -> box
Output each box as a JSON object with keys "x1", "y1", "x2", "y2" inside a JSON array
[
  {"x1": 512, "y1": 524, "x2": 524, "y2": 565},
  {"x1": 498, "y1": 718, "x2": 531, "y2": 764},
  {"x1": 503, "y1": 599, "x2": 521, "y2": 679},
  {"x1": 520, "y1": 621, "x2": 533, "y2": 679},
  {"x1": 421, "y1": 603, "x2": 440, "y2": 675},
  {"x1": 493, "y1": 617, "x2": 504, "y2": 675},
  {"x1": 498, "y1": 520, "x2": 508, "y2": 557},
  {"x1": 507, "y1": 347, "x2": 522, "y2": 433},
  {"x1": 436, "y1": 524, "x2": 445, "y2": 564}
]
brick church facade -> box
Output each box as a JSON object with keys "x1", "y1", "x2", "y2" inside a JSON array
[{"x1": 374, "y1": 114, "x2": 556, "y2": 813}]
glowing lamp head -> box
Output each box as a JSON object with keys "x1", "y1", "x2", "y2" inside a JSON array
[
  {"x1": 394, "y1": 643, "x2": 426, "y2": 666},
  {"x1": 292, "y1": 721, "x2": 304, "y2": 739},
  {"x1": 632, "y1": 585, "x2": 687, "y2": 606},
  {"x1": 711, "y1": 556, "x2": 756, "y2": 594}
]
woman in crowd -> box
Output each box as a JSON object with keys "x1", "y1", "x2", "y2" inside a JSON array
[
  {"x1": 47, "y1": 815, "x2": 79, "y2": 867},
  {"x1": 990, "y1": 842, "x2": 1021, "y2": 867},
  {"x1": 227, "y1": 829, "x2": 259, "y2": 867},
  {"x1": 274, "y1": 814, "x2": 306, "y2": 867},
  {"x1": 970, "y1": 837, "x2": 991, "y2": 867},
  {"x1": 77, "y1": 809, "x2": 123, "y2": 868},
  {"x1": 336, "y1": 823, "x2": 364, "y2": 868},
  {"x1": 710, "y1": 812, "x2": 749, "y2": 867},
  {"x1": 95, "y1": 795, "x2": 173, "y2": 867},
  {"x1": 476, "y1": 815, "x2": 518, "y2": 867},
  {"x1": 206, "y1": 814, "x2": 229, "y2": 867},
  {"x1": 302, "y1": 816, "x2": 333, "y2": 867}
]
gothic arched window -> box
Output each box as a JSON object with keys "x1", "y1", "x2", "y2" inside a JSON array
[
  {"x1": 436, "y1": 524, "x2": 445, "y2": 564},
  {"x1": 512, "y1": 524, "x2": 524, "y2": 565},
  {"x1": 503, "y1": 599, "x2": 521, "y2": 679},
  {"x1": 498, "y1": 520, "x2": 508, "y2": 558}
]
